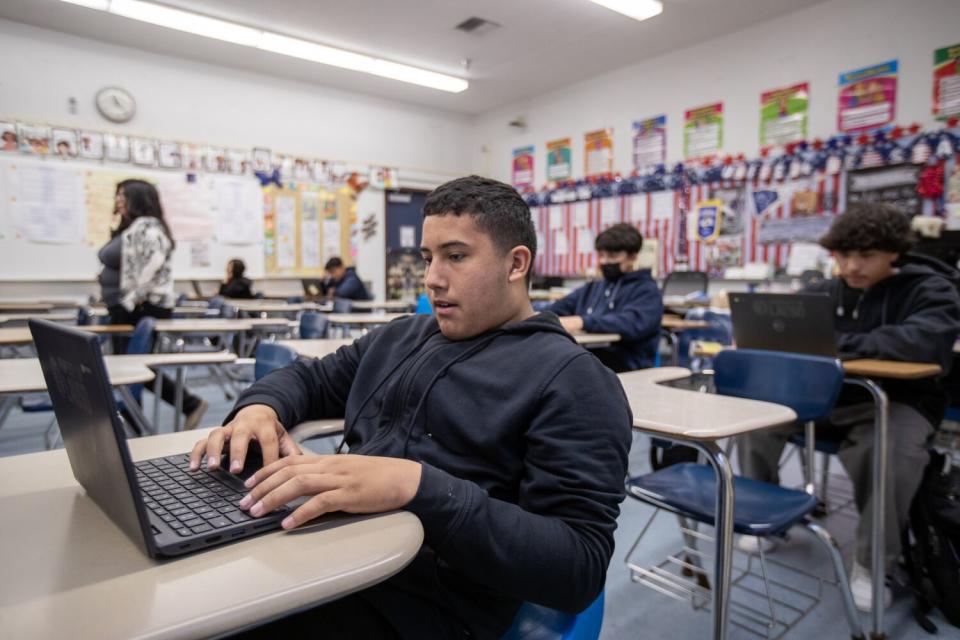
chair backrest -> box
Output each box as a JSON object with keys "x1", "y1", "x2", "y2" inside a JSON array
[
  {"x1": 677, "y1": 308, "x2": 733, "y2": 368},
  {"x1": 800, "y1": 269, "x2": 825, "y2": 288},
  {"x1": 713, "y1": 349, "x2": 844, "y2": 422},
  {"x1": 254, "y1": 342, "x2": 298, "y2": 381},
  {"x1": 208, "y1": 296, "x2": 225, "y2": 310},
  {"x1": 77, "y1": 307, "x2": 92, "y2": 326},
  {"x1": 286, "y1": 295, "x2": 304, "y2": 304},
  {"x1": 299, "y1": 312, "x2": 329, "y2": 339},
  {"x1": 501, "y1": 591, "x2": 604, "y2": 640},
  {"x1": 662, "y1": 271, "x2": 709, "y2": 298},
  {"x1": 415, "y1": 292, "x2": 433, "y2": 315},
  {"x1": 176, "y1": 293, "x2": 188, "y2": 307},
  {"x1": 332, "y1": 297, "x2": 353, "y2": 313},
  {"x1": 126, "y1": 317, "x2": 156, "y2": 356},
  {"x1": 220, "y1": 304, "x2": 238, "y2": 319}
]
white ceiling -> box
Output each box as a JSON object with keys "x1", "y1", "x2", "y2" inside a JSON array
[{"x1": 0, "y1": 0, "x2": 827, "y2": 115}]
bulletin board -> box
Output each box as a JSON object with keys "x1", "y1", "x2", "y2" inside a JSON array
[{"x1": 0, "y1": 154, "x2": 352, "y2": 282}]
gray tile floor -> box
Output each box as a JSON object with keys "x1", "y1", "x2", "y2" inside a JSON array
[{"x1": 1, "y1": 369, "x2": 958, "y2": 640}]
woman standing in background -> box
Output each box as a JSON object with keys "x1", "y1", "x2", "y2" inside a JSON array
[{"x1": 97, "y1": 179, "x2": 208, "y2": 428}]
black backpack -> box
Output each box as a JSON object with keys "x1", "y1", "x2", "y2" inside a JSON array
[{"x1": 903, "y1": 449, "x2": 960, "y2": 633}]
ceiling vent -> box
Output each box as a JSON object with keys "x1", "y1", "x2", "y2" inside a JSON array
[{"x1": 455, "y1": 17, "x2": 501, "y2": 36}]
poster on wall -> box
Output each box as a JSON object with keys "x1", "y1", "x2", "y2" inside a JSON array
[
  {"x1": 512, "y1": 146, "x2": 534, "y2": 188},
  {"x1": 683, "y1": 103, "x2": 723, "y2": 160},
  {"x1": 632, "y1": 115, "x2": 666, "y2": 170},
  {"x1": 846, "y1": 163, "x2": 921, "y2": 217},
  {"x1": 546, "y1": 138, "x2": 572, "y2": 181},
  {"x1": 760, "y1": 83, "x2": 808, "y2": 148},
  {"x1": 934, "y1": 43, "x2": 960, "y2": 120},
  {"x1": 837, "y1": 60, "x2": 898, "y2": 133},
  {"x1": 584, "y1": 128, "x2": 613, "y2": 177}
]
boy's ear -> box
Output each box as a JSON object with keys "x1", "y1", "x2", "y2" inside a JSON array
[{"x1": 508, "y1": 246, "x2": 532, "y2": 283}]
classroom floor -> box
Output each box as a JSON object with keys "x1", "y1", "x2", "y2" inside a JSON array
[{"x1": 1, "y1": 369, "x2": 958, "y2": 640}]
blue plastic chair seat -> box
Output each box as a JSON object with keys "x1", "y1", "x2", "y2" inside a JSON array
[
  {"x1": 787, "y1": 432, "x2": 844, "y2": 455},
  {"x1": 19, "y1": 393, "x2": 53, "y2": 412},
  {"x1": 501, "y1": 591, "x2": 604, "y2": 640},
  {"x1": 626, "y1": 463, "x2": 818, "y2": 537}
]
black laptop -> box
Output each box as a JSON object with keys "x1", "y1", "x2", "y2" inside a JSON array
[
  {"x1": 302, "y1": 278, "x2": 327, "y2": 298},
  {"x1": 729, "y1": 292, "x2": 846, "y2": 358},
  {"x1": 29, "y1": 319, "x2": 290, "y2": 558}
]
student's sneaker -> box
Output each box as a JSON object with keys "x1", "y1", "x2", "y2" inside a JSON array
[
  {"x1": 849, "y1": 561, "x2": 893, "y2": 612},
  {"x1": 184, "y1": 399, "x2": 209, "y2": 430},
  {"x1": 736, "y1": 534, "x2": 777, "y2": 555}
]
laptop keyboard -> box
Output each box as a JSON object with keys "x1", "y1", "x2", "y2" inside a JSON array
[{"x1": 135, "y1": 454, "x2": 262, "y2": 538}]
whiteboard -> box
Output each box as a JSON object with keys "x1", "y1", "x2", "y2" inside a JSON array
[{"x1": 0, "y1": 155, "x2": 265, "y2": 281}]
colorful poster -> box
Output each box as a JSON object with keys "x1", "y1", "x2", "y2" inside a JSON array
[
  {"x1": 512, "y1": 146, "x2": 534, "y2": 188},
  {"x1": 683, "y1": 103, "x2": 723, "y2": 160},
  {"x1": 838, "y1": 60, "x2": 898, "y2": 133},
  {"x1": 934, "y1": 43, "x2": 960, "y2": 120},
  {"x1": 760, "y1": 83, "x2": 809, "y2": 148},
  {"x1": 632, "y1": 116, "x2": 666, "y2": 170},
  {"x1": 546, "y1": 138, "x2": 572, "y2": 181},
  {"x1": 584, "y1": 128, "x2": 613, "y2": 177}
]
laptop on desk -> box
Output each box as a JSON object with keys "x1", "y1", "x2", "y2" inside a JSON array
[
  {"x1": 729, "y1": 292, "x2": 854, "y2": 359},
  {"x1": 28, "y1": 319, "x2": 290, "y2": 558}
]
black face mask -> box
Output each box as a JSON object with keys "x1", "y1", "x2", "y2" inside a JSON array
[{"x1": 600, "y1": 263, "x2": 623, "y2": 282}]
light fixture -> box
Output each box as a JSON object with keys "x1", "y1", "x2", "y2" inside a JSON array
[
  {"x1": 587, "y1": 0, "x2": 663, "y2": 22},
  {"x1": 58, "y1": 0, "x2": 469, "y2": 93}
]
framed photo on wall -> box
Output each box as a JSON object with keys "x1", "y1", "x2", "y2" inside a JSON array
[{"x1": 77, "y1": 130, "x2": 104, "y2": 159}]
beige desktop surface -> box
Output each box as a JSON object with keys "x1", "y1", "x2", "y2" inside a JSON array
[
  {"x1": 0, "y1": 428, "x2": 423, "y2": 640},
  {"x1": 618, "y1": 367, "x2": 797, "y2": 440}
]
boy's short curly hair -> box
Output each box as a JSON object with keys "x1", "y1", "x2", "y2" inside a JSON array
[{"x1": 819, "y1": 203, "x2": 915, "y2": 254}]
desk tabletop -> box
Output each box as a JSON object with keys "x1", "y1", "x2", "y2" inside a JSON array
[
  {"x1": 0, "y1": 324, "x2": 135, "y2": 346},
  {"x1": 0, "y1": 356, "x2": 155, "y2": 394},
  {"x1": 661, "y1": 316, "x2": 710, "y2": 331},
  {"x1": 231, "y1": 301, "x2": 322, "y2": 313},
  {"x1": 0, "y1": 428, "x2": 423, "y2": 640},
  {"x1": 618, "y1": 368, "x2": 797, "y2": 440},
  {"x1": 154, "y1": 319, "x2": 254, "y2": 333},
  {"x1": 326, "y1": 313, "x2": 410, "y2": 325},
  {"x1": 278, "y1": 339, "x2": 355, "y2": 359},
  {"x1": 842, "y1": 359, "x2": 942, "y2": 380},
  {"x1": 0, "y1": 302, "x2": 54, "y2": 312},
  {"x1": 572, "y1": 332, "x2": 621, "y2": 346},
  {"x1": 0, "y1": 312, "x2": 77, "y2": 324},
  {"x1": 120, "y1": 351, "x2": 239, "y2": 368},
  {"x1": 350, "y1": 300, "x2": 415, "y2": 312}
]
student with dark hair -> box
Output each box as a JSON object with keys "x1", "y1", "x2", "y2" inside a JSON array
[
  {"x1": 189, "y1": 175, "x2": 632, "y2": 640},
  {"x1": 323, "y1": 256, "x2": 371, "y2": 301},
  {"x1": 219, "y1": 258, "x2": 255, "y2": 299},
  {"x1": 97, "y1": 179, "x2": 207, "y2": 428},
  {"x1": 545, "y1": 223, "x2": 662, "y2": 371},
  {"x1": 738, "y1": 203, "x2": 960, "y2": 611}
]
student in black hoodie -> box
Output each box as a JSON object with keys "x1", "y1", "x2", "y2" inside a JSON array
[
  {"x1": 189, "y1": 176, "x2": 633, "y2": 640},
  {"x1": 218, "y1": 258, "x2": 255, "y2": 299},
  {"x1": 739, "y1": 203, "x2": 960, "y2": 612},
  {"x1": 546, "y1": 223, "x2": 663, "y2": 371},
  {"x1": 323, "y1": 256, "x2": 371, "y2": 301}
]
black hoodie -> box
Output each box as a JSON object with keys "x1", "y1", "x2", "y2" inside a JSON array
[
  {"x1": 227, "y1": 312, "x2": 633, "y2": 639},
  {"x1": 804, "y1": 253, "x2": 960, "y2": 425}
]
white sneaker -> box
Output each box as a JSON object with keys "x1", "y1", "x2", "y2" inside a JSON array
[
  {"x1": 736, "y1": 535, "x2": 776, "y2": 555},
  {"x1": 849, "y1": 562, "x2": 893, "y2": 612}
]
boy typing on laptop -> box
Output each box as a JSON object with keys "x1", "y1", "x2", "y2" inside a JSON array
[{"x1": 738, "y1": 203, "x2": 960, "y2": 611}]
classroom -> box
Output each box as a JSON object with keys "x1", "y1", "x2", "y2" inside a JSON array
[{"x1": 1, "y1": 0, "x2": 959, "y2": 638}]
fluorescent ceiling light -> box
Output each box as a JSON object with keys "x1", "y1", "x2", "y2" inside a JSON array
[
  {"x1": 58, "y1": 0, "x2": 469, "y2": 93},
  {"x1": 588, "y1": 0, "x2": 663, "y2": 22}
]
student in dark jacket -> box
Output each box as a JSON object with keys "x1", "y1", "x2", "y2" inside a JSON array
[
  {"x1": 218, "y1": 259, "x2": 255, "y2": 299},
  {"x1": 323, "y1": 256, "x2": 371, "y2": 301},
  {"x1": 190, "y1": 176, "x2": 632, "y2": 640},
  {"x1": 546, "y1": 223, "x2": 662, "y2": 371},
  {"x1": 739, "y1": 203, "x2": 960, "y2": 612}
]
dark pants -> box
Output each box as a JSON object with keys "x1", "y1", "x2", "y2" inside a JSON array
[
  {"x1": 108, "y1": 303, "x2": 201, "y2": 415},
  {"x1": 226, "y1": 593, "x2": 400, "y2": 640}
]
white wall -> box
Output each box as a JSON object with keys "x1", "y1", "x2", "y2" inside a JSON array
[
  {"x1": 471, "y1": 0, "x2": 960, "y2": 185},
  {"x1": 0, "y1": 18, "x2": 472, "y2": 177}
]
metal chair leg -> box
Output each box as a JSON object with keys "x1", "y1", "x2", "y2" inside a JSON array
[
  {"x1": 804, "y1": 421, "x2": 816, "y2": 496},
  {"x1": 803, "y1": 520, "x2": 865, "y2": 639}
]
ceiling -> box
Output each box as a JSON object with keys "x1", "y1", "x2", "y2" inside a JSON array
[{"x1": 0, "y1": 0, "x2": 827, "y2": 115}]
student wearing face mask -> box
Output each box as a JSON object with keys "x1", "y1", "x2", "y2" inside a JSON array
[{"x1": 546, "y1": 223, "x2": 662, "y2": 371}]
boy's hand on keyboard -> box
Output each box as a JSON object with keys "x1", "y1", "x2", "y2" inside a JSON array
[
  {"x1": 188, "y1": 404, "x2": 302, "y2": 473},
  {"x1": 237, "y1": 454, "x2": 422, "y2": 530}
]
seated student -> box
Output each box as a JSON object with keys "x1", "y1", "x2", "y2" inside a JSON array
[
  {"x1": 323, "y1": 256, "x2": 371, "y2": 301},
  {"x1": 218, "y1": 258, "x2": 255, "y2": 299},
  {"x1": 545, "y1": 223, "x2": 662, "y2": 372},
  {"x1": 190, "y1": 176, "x2": 632, "y2": 640},
  {"x1": 738, "y1": 203, "x2": 960, "y2": 611}
]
